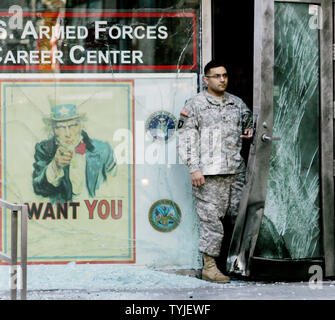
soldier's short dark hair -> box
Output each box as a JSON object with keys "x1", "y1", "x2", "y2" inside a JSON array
[{"x1": 204, "y1": 60, "x2": 227, "y2": 75}]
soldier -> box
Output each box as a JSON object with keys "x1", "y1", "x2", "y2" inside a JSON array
[{"x1": 177, "y1": 60, "x2": 253, "y2": 283}]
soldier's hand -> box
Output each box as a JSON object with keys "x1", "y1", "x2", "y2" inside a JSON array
[
  {"x1": 191, "y1": 170, "x2": 205, "y2": 187},
  {"x1": 240, "y1": 128, "x2": 254, "y2": 139},
  {"x1": 54, "y1": 146, "x2": 73, "y2": 169}
]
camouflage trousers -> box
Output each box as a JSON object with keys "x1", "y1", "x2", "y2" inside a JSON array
[{"x1": 193, "y1": 172, "x2": 245, "y2": 257}]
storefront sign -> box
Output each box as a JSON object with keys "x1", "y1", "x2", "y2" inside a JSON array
[{"x1": 0, "y1": 11, "x2": 197, "y2": 70}]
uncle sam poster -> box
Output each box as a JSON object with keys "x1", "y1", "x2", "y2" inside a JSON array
[{"x1": 0, "y1": 76, "x2": 135, "y2": 264}]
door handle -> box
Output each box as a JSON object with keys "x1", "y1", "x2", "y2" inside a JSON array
[{"x1": 261, "y1": 133, "x2": 281, "y2": 142}]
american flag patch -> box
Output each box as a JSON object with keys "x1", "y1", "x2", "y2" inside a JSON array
[{"x1": 180, "y1": 107, "x2": 191, "y2": 117}]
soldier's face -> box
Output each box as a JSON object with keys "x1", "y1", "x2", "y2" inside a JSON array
[
  {"x1": 54, "y1": 119, "x2": 82, "y2": 147},
  {"x1": 204, "y1": 66, "x2": 228, "y2": 96}
]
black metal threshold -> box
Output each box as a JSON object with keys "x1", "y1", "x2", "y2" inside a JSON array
[{"x1": 248, "y1": 256, "x2": 325, "y2": 282}]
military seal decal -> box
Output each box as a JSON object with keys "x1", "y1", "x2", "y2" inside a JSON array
[
  {"x1": 148, "y1": 199, "x2": 181, "y2": 232},
  {"x1": 145, "y1": 111, "x2": 177, "y2": 142}
]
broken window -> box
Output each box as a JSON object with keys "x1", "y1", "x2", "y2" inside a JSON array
[{"x1": 255, "y1": 3, "x2": 321, "y2": 260}]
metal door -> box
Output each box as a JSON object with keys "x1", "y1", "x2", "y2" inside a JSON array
[{"x1": 227, "y1": 0, "x2": 335, "y2": 278}]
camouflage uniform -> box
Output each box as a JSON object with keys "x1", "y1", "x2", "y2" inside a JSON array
[{"x1": 177, "y1": 90, "x2": 253, "y2": 257}]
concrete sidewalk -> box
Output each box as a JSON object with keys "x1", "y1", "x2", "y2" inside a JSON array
[
  {"x1": 1, "y1": 264, "x2": 335, "y2": 300},
  {"x1": 1, "y1": 280, "x2": 335, "y2": 300}
]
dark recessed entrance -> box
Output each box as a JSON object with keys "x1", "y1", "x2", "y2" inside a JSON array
[
  {"x1": 212, "y1": 0, "x2": 255, "y2": 276},
  {"x1": 212, "y1": 0, "x2": 254, "y2": 109}
]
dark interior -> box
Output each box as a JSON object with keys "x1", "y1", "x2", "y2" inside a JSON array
[
  {"x1": 211, "y1": 0, "x2": 255, "y2": 275},
  {"x1": 212, "y1": 0, "x2": 254, "y2": 109}
]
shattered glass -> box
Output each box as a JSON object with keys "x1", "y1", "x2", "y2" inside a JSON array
[{"x1": 255, "y1": 3, "x2": 321, "y2": 260}]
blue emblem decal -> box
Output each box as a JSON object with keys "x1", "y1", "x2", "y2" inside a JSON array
[
  {"x1": 148, "y1": 199, "x2": 181, "y2": 232},
  {"x1": 145, "y1": 111, "x2": 177, "y2": 142}
]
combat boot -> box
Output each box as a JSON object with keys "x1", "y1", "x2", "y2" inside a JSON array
[{"x1": 202, "y1": 254, "x2": 230, "y2": 283}]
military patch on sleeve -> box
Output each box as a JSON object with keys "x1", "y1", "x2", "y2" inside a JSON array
[
  {"x1": 180, "y1": 106, "x2": 191, "y2": 117},
  {"x1": 177, "y1": 119, "x2": 184, "y2": 129}
]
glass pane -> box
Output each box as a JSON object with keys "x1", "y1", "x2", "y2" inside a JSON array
[
  {"x1": 255, "y1": 2, "x2": 321, "y2": 259},
  {"x1": 0, "y1": 1, "x2": 201, "y2": 268}
]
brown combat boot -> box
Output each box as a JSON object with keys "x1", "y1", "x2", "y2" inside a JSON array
[{"x1": 202, "y1": 254, "x2": 230, "y2": 283}]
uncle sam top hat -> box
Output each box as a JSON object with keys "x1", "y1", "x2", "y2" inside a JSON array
[{"x1": 44, "y1": 104, "x2": 86, "y2": 123}]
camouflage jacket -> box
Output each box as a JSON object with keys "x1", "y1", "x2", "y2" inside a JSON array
[{"x1": 177, "y1": 90, "x2": 253, "y2": 175}]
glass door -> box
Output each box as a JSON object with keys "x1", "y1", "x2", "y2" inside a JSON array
[{"x1": 227, "y1": 0, "x2": 334, "y2": 279}]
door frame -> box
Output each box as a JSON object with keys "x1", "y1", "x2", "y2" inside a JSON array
[
  {"x1": 253, "y1": 0, "x2": 334, "y2": 277},
  {"x1": 201, "y1": 0, "x2": 212, "y2": 74}
]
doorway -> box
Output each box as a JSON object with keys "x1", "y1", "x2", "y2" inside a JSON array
[
  {"x1": 211, "y1": 0, "x2": 255, "y2": 274},
  {"x1": 212, "y1": 0, "x2": 335, "y2": 280}
]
